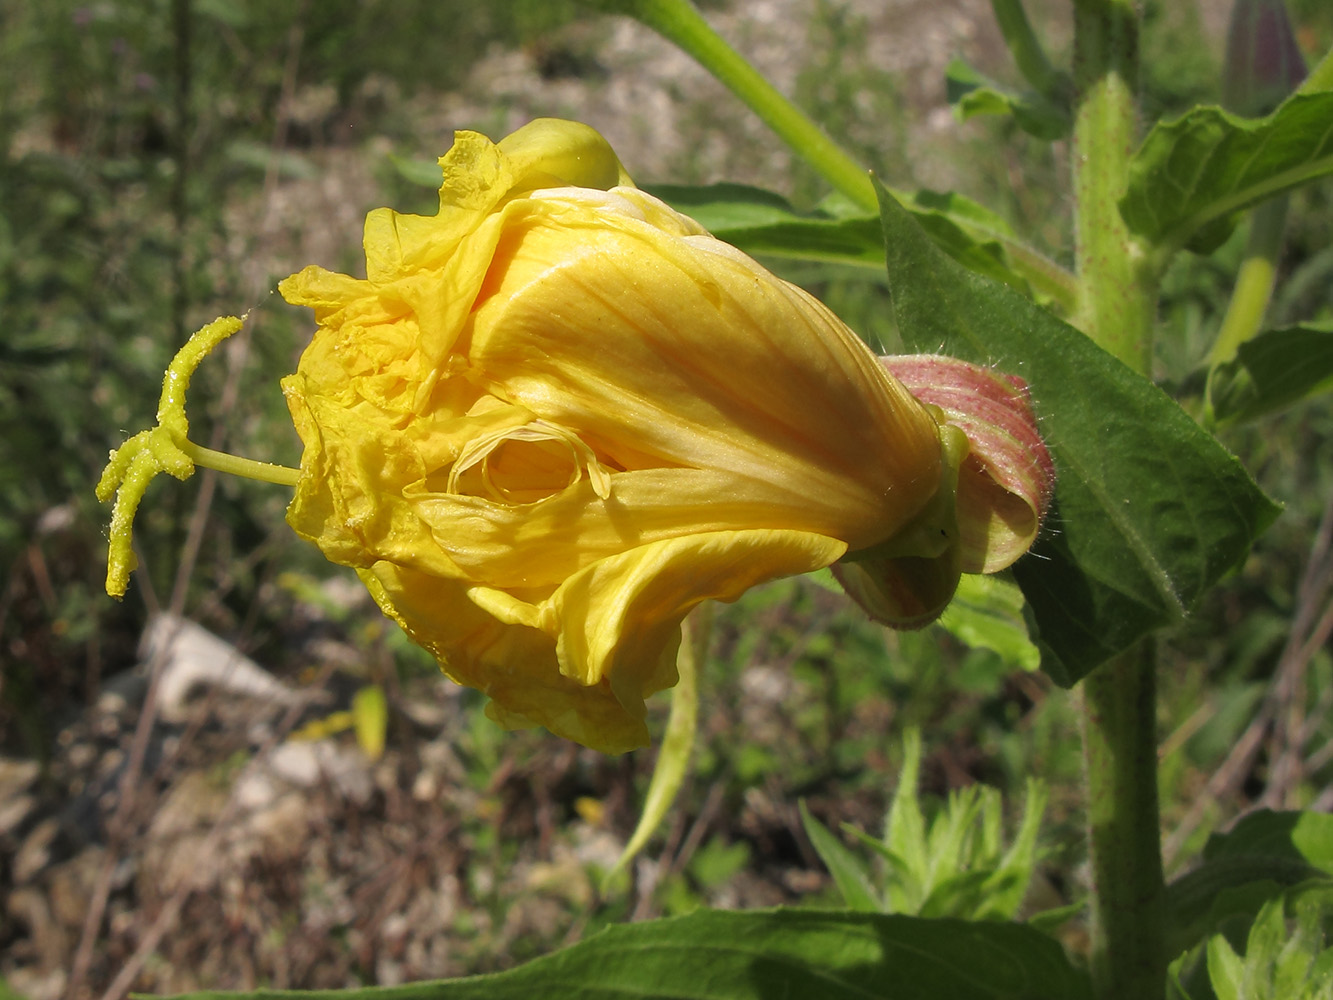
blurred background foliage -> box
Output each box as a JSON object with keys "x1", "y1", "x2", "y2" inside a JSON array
[{"x1": 2, "y1": 0, "x2": 1333, "y2": 995}]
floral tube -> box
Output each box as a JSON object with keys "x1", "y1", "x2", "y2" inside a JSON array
[{"x1": 277, "y1": 119, "x2": 952, "y2": 752}]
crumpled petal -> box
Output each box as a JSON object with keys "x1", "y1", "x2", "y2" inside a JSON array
[
  {"x1": 361, "y1": 529, "x2": 843, "y2": 752},
  {"x1": 464, "y1": 193, "x2": 942, "y2": 553}
]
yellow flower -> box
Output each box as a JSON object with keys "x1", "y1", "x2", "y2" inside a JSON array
[{"x1": 278, "y1": 119, "x2": 949, "y2": 752}]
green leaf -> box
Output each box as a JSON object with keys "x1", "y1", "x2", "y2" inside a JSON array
[
  {"x1": 1165, "y1": 811, "x2": 1333, "y2": 957},
  {"x1": 982, "y1": 780, "x2": 1048, "y2": 919},
  {"x1": 1165, "y1": 865, "x2": 1326, "y2": 958},
  {"x1": 922, "y1": 868, "x2": 998, "y2": 919},
  {"x1": 799, "y1": 800, "x2": 882, "y2": 912},
  {"x1": 920, "y1": 786, "x2": 990, "y2": 908},
  {"x1": 160, "y1": 908, "x2": 1091, "y2": 1000},
  {"x1": 884, "y1": 727, "x2": 929, "y2": 912},
  {"x1": 647, "y1": 183, "x2": 890, "y2": 268},
  {"x1": 1204, "y1": 810, "x2": 1333, "y2": 872},
  {"x1": 905, "y1": 206, "x2": 1032, "y2": 297},
  {"x1": 648, "y1": 183, "x2": 1077, "y2": 313},
  {"x1": 898, "y1": 188, "x2": 1018, "y2": 236},
  {"x1": 1210, "y1": 323, "x2": 1333, "y2": 424},
  {"x1": 876, "y1": 179, "x2": 1281, "y2": 685},
  {"x1": 1120, "y1": 92, "x2": 1333, "y2": 254},
  {"x1": 391, "y1": 153, "x2": 446, "y2": 189},
  {"x1": 1027, "y1": 900, "x2": 1086, "y2": 935},
  {"x1": 946, "y1": 58, "x2": 1071, "y2": 141},
  {"x1": 1207, "y1": 931, "x2": 1248, "y2": 1000},
  {"x1": 1204, "y1": 886, "x2": 1333, "y2": 1000},
  {"x1": 938, "y1": 575, "x2": 1041, "y2": 673}
]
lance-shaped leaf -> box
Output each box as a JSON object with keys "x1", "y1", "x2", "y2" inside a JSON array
[
  {"x1": 799, "y1": 801, "x2": 882, "y2": 912},
  {"x1": 1119, "y1": 91, "x2": 1333, "y2": 254},
  {"x1": 876, "y1": 179, "x2": 1280, "y2": 685},
  {"x1": 604, "y1": 611, "x2": 702, "y2": 885},
  {"x1": 1209, "y1": 323, "x2": 1333, "y2": 424},
  {"x1": 647, "y1": 182, "x2": 891, "y2": 269},
  {"x1": 645, "y1": 183, "x2": 1077, "y2": 312},
  {"x1": 1192, "y1": 885, "x2": 1333, "y2": 1000},
  {"x1": 156, "y1": 908, "x2": 1091, "y2": 1000}
]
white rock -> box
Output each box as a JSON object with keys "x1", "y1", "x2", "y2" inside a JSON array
[
  {"x1": 140, "y1": 613, "x2": 301, "y2": 723},
  {"x1": 268, "y1": 740, "x2": 374, "y2": 806},
  {"x1": 0, "y1": 756, "x2": 39, "y2": 800},
  {"x1": 0, "y1": 794, "x2": 36, "y2": 838},
  {"x1": 233, "y1": 768, "x2": 282, "y2": 811},
  {"x1": 13, "y1": 817, "x2": 60, "y2": 884}
]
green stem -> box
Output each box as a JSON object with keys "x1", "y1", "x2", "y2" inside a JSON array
[
  {"x1": 596, "y1": 0, "x2": 877, "y2": 212},
  {"x1": 183, "y1": 441, "x2": 300, "y2": 487},
  {"x1": 1071, "y1": 4, "x2": 1166, "y2": 999},
  {"x1": 1072, "y1": 0, "x2": 1155, "y2": 372},
  {"x1": 990, "y1": 0, "x2": 1067, "y2": 103},
  {"x1": 1207, "y1": 195, "x2": 1288, "y2": 370},
  {"x1": 982, "y1": 230, "x2": 1080, "y2": 313},
  {"x1": 1080, "y1": 644, "x2": 1167, "y2": 1000},
  {"x1": 600, "y1": 0, "x2": 1080, "y2": 311}
]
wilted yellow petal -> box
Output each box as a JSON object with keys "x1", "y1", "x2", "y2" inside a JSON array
[
  {"x1": 405, "y1": 467, "x2": 879, "y2": 591},
  {"x1": 277, "y1": 121, "x2": 964, "y2": 750},
  {"x1": 354, "y1": 529, "x2": 840, "y2": 753},
  {"x1": 359, "y1": 563, "x2": 648, "y2": 752},
  {"x1": 547, "y1": 529, "x2": 846, "y2": 693},
  {"x1": 465, "y1": 193, "x2": 941, "y2": 553}
]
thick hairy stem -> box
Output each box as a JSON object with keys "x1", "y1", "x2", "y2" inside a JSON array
[
  {"x1": 1080, "y1": 644, "x2": 1167, "y2": 999},
  {"x1": 1071, "y1": 3, "x2": 1167, "y2": 999},
  {"x1": 1072, "y1": 0, "x2": 1155, "y2": 372}
]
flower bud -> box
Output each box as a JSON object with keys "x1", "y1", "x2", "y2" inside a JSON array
[
  {"x1": 834, "y1": 355, "x2": 1054, "y2": 629},
  {"x1": 1223, "y1": 0, "x2": 1306, "y2": 116},
  {"x1": 882, "y1": 355, "x2": 1053, "y2": 574}
]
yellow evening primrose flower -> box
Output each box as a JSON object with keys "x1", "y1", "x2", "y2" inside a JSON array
[
  {"x1": 276, "y1": 119, "x2": 950, "y2": 752},
  {"x1": 99, "y1": 120, "x2": 1052, "y2": 753}
]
